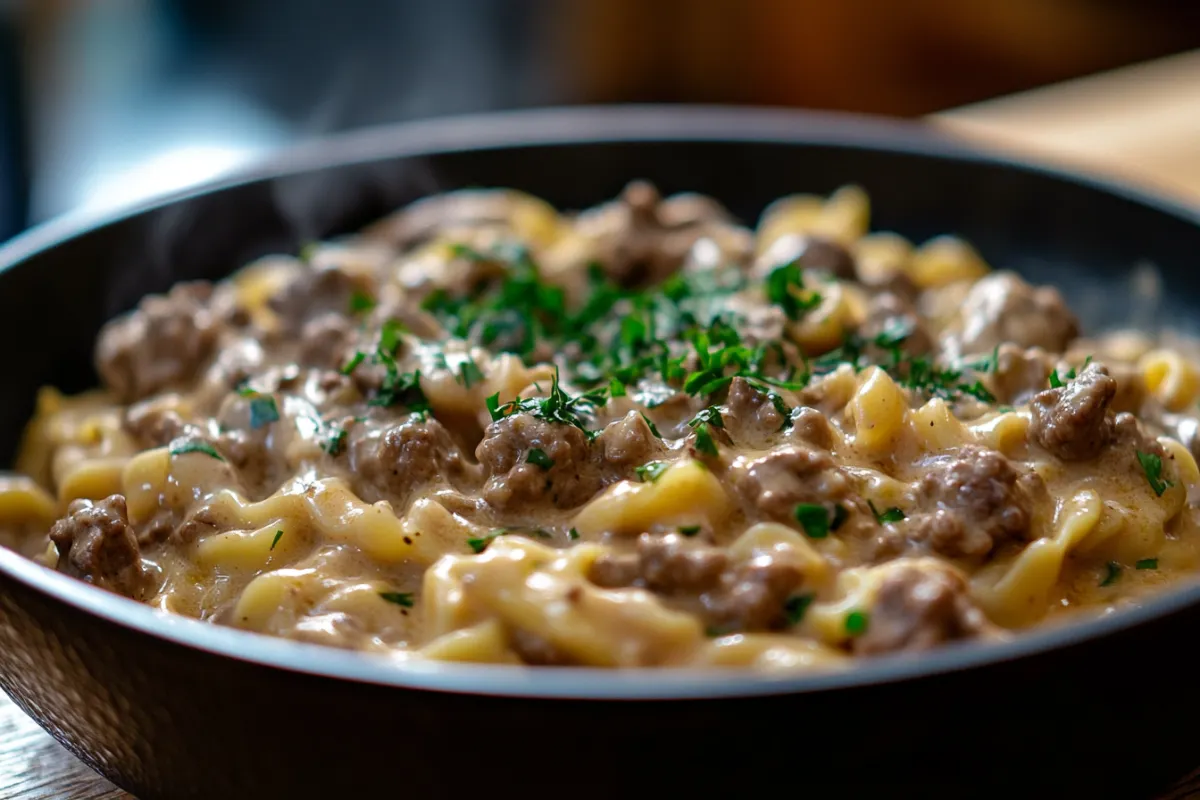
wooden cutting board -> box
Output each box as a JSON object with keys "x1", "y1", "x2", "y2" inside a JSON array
[{"x1": 3, "y1": 48, "x2": 1200, "y2": 799}]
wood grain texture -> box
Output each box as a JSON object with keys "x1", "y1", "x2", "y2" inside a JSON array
[
  {"x1": 0, "y1": 693, "x2": 128, "y2": 798},
  {"x1": 1, "y1": 47, "x2": 1200, "y2": 800}
]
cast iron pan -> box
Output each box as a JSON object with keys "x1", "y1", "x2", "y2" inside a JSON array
[{"x1": 0, "y1": 107, "x2": 1198, "y2": 800}]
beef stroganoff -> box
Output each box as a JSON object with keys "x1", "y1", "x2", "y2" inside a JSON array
[{"x1": 4, "y1": 181, "x2": 1199, "y2": 670}]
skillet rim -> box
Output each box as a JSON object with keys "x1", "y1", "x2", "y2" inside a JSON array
[{"x1": 2, "y1": 103, "x2": 1199, "y2": 701}]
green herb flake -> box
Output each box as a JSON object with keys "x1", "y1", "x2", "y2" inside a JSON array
[
  {"x1": 466, "y1": 530, "x2": 508, "y2": 554},
  {"x1": 485, "y1": 392, "x2": 503, "y2": 422},
  {"x1": 1100, "y1": 561, "x2": 1122, "y2": 587},
  {"x1": 784, "y1": 594, "x2": 815, "y2": 626},
  {"x1": 1137, "y1": 450, "x2": 1173, "y2": 497},
  {"x1": 349, "y1": 291, "x2": 376, "y2": 314},
  {"x1": 845, "y1": 610, "x2": 870, "y2": 636},
  {"x1": 794, "y1": 503, "x2": 831, "y2": 539},
  {"x1": 568, "y1": 528, "x2": 580, "y2": 541},
  {"x1": 766, "y1": 260, "x2": 822, "y2": 320},
  {"x1": 1136, "y1": 558, "x2": 1159, "y2": 570},
  {"x1": 609, "y1": 378, "x2": 627, "y2": 398},
  {"x1": 248, "y1": 395, "x2": 280, "y2": 429},
  {"x1": 340, "y1": 351, "x2": 366, "y2": 375},
  {"x1": 270, "y1": 529, "x2": 284, "y2": 551},
  {"x1": 323, "y1": 425, "x2": 347, "y2": 457},
  {"x1": 526, "y1": 448, "x2": 555, "y2": 470},
  {"x1": 168, "y1": 439, "x2": 225, "y2": 461},
  {"x1": 678, "y1": 525, "x2": 701, "y2": 537},
  {"x1": 379, "y1": 591, "x2": 415, "y2": 608},
  {"x1": 1049, "y1": 370, "x2": 1065, "y2": 389},
  {"x1": 958, "y1": 381, "x2": 996, "y2": 403},
  {"x1": 693, "y1": 423, "x2": 719, "y2": 457},
  {"x1": 457, "y1": 357, "x2": 485, "y2": 388},
  {"x1": 868, "y1": 500, "x2": 905, "y2": 524},
  {"x1": 635, "y1": 460, "x2": 670, "y2": 483},
  {"x1": 640, "y1": 412, "x2": 662, "y2": 439},
  {"x1": 379, "y1": 319, "x2": 404, "y2": 357}
]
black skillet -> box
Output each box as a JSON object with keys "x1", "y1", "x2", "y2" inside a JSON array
[{"x1": 0, "y1": 107, "x2": 1197, "y2": 800}]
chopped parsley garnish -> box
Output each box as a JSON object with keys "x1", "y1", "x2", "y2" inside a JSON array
[
  {"x1": 485, "y1": 392, "x2": 502, "y2": 421},
  {"x1": 379, "y1": 319, "x2": 404, "y2": 356},
  {"x1": 340, "y1": 351, "x2": 365, "y2": 375},
  {"x1": 765, "y1": 260, "x2": 822, "y2": 320},
  {"x1": 693, "y1": 423, "x2": 719, "y2": 457},
  {"x1": 322, "y1": 424, "x2": 347, "y2": 456},
  {"x1": 568, "y1": 528, "x2": 580, "y2": 541},
  {"x1": 168, "y1": 439, "x2": 224, "y2": 461},
  {"x1": 248, "y1": 395, "x2": 279, "y2": 429},
  {"x1": 370, "y1": 366, "x2": 429, "y2": 412},
  {"x1": 793, "y1": 503, "x2": 832, "y2": 539},
  {"x1": 958, "y1": 380, "x2": 996, "y2": 403},
  {"x1": 457, "y1": 357, "x2": 484, "y2": 388},
  {"x1": 379, "y1": 592, "x2": 414, "y2": 607},
  {"x1": 1136, "y1": 558, "x2": 1159, "y2": 570},
  {"x1": 1100, "y1": 561, "x2": 1121, "y2": 587},
  {"x1": 1049, "y1": 370, "x2": 1065, "y2": 389},
  {"x1": 640, "y1": 412, "x2": 662, "y2": 439},
  {"x1": 635, "y1": 460, "x2": 670, "y2": 483},
  {"x1": 609, "y1": 378, "x2": 627, "y2": 398},
  {"x1": 270, "y1": 530, "x2": 283, "y2": 550},
  {"x1": 487, "y1": 367, "x2": 606, "y2": 436},
  {"x1": 467, "y1": 529, "x2": 510, "y2": 554},
  {"x1": 1137, "y1": 450, "x2": 1173, "y2": 497},
  {"x1": 784, "y1": 594, "x2": 815, "y2": 626},
  {"x1": 526, "y1": 448, "x2": 555, "y2": 470},
  {"x1": 678, "y1": 525, "x2": 701, "y2": 537},
  {"x1": 349, "y1": 291, "x2": 376, "y2": 314},
  {"x1": 845, "y1": 610, "x2": 870, "y2": 636},
  {"x1": 967, "y1": 344, "x2": 1000, "y2": 374},
  {"x1": 868, "y1": 500, "x2": 905, "y2": 524}
]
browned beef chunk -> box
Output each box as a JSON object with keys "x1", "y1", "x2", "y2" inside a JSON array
[
  {"x1": 761, "y1": 233, "x2": 857, "y2": 281},
  {"x1": 986, "y1": 344, "x2": 1053, "y2": 405},
  {"x1": 268, "y1": 265, "x2": 357, "y2": 334},
  {"x1": 509, "y1": 628, "x2": 578, "y2": 666},
  {"x1": 700, "y1": 559, "x2": 804, "y2": 632},
  {"x1": 853, "y1": 562, "x2": 992, "y2": 655},
  {"x1": 587, "y1": 533, "x2": 804, "y2": 632},
  {"x1": 363, "y1": 189, "x2": 536, "y2": 250},
  {"x1": 594, "y1": 411, "x2": 664, "y2": 468},
  {"x1": 730, "y1": 444, "x2": 852, "y2": 522},
  {"x1": 588, "y1": 534, "x2": 728, "y2": 593},
  {"x1": 298, "y1": 312, "x2": 357, "y2": 369},
  {"x1": 1029, "y1": 363, "x2": 1116, "y2": 460},
  {"x1": 96, "y1": 281, "x2": 224, "y2": 402},
  {"x1": 217, "y1": 428, "x2": 276, "y2": 497},
  {"x1": 787, "y1": 406, "x2": 834, "y2": 450},
  {"x1": 941, "y1": 271, "x2": 1078, "y2": 360},
  {"x1": 476, "y1": 414, "x2": 602, "y2": 510},
  {"x1": 725, "y1": 377, "x2": 786, "y2": 445},
  {"x1": 901, "y1": 445, "x2": 1041, "y2": 559},
  {"x1": 352, "y1": 416, "x2": 480, "y2": 505},
  {"x1": 49, "y1": 495, "x2": 144, "y2": 598},
  {"x1": 637, "y1": 533, "x2": 730, "y2": 594},
  {"x1": 123, "y1": 402, "x2": 192, "y2": 448},
  {"x1": 859, "y1": 291, "x2": 934, "y2": 357},
  {"x1": 579, "y1": 180, "x2": 739, "y2": 287}
]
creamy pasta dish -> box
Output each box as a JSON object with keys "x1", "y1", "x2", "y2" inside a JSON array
[{"x1": 3, "y1": 181, "x2": 1199, "y2": 670}]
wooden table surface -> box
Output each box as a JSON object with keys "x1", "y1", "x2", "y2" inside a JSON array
[{"x1": 4, "y1": 49, "x2": 1200, "y2": 799}]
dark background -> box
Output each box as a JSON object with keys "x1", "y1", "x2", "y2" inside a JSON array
[{"x1": 0, "y1": 0, "x2": 1198, "y2": 243}]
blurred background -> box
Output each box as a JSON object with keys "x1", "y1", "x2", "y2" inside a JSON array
[{"x1": 0, "y1": 0, "x2": 1198, "y2": 244}]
